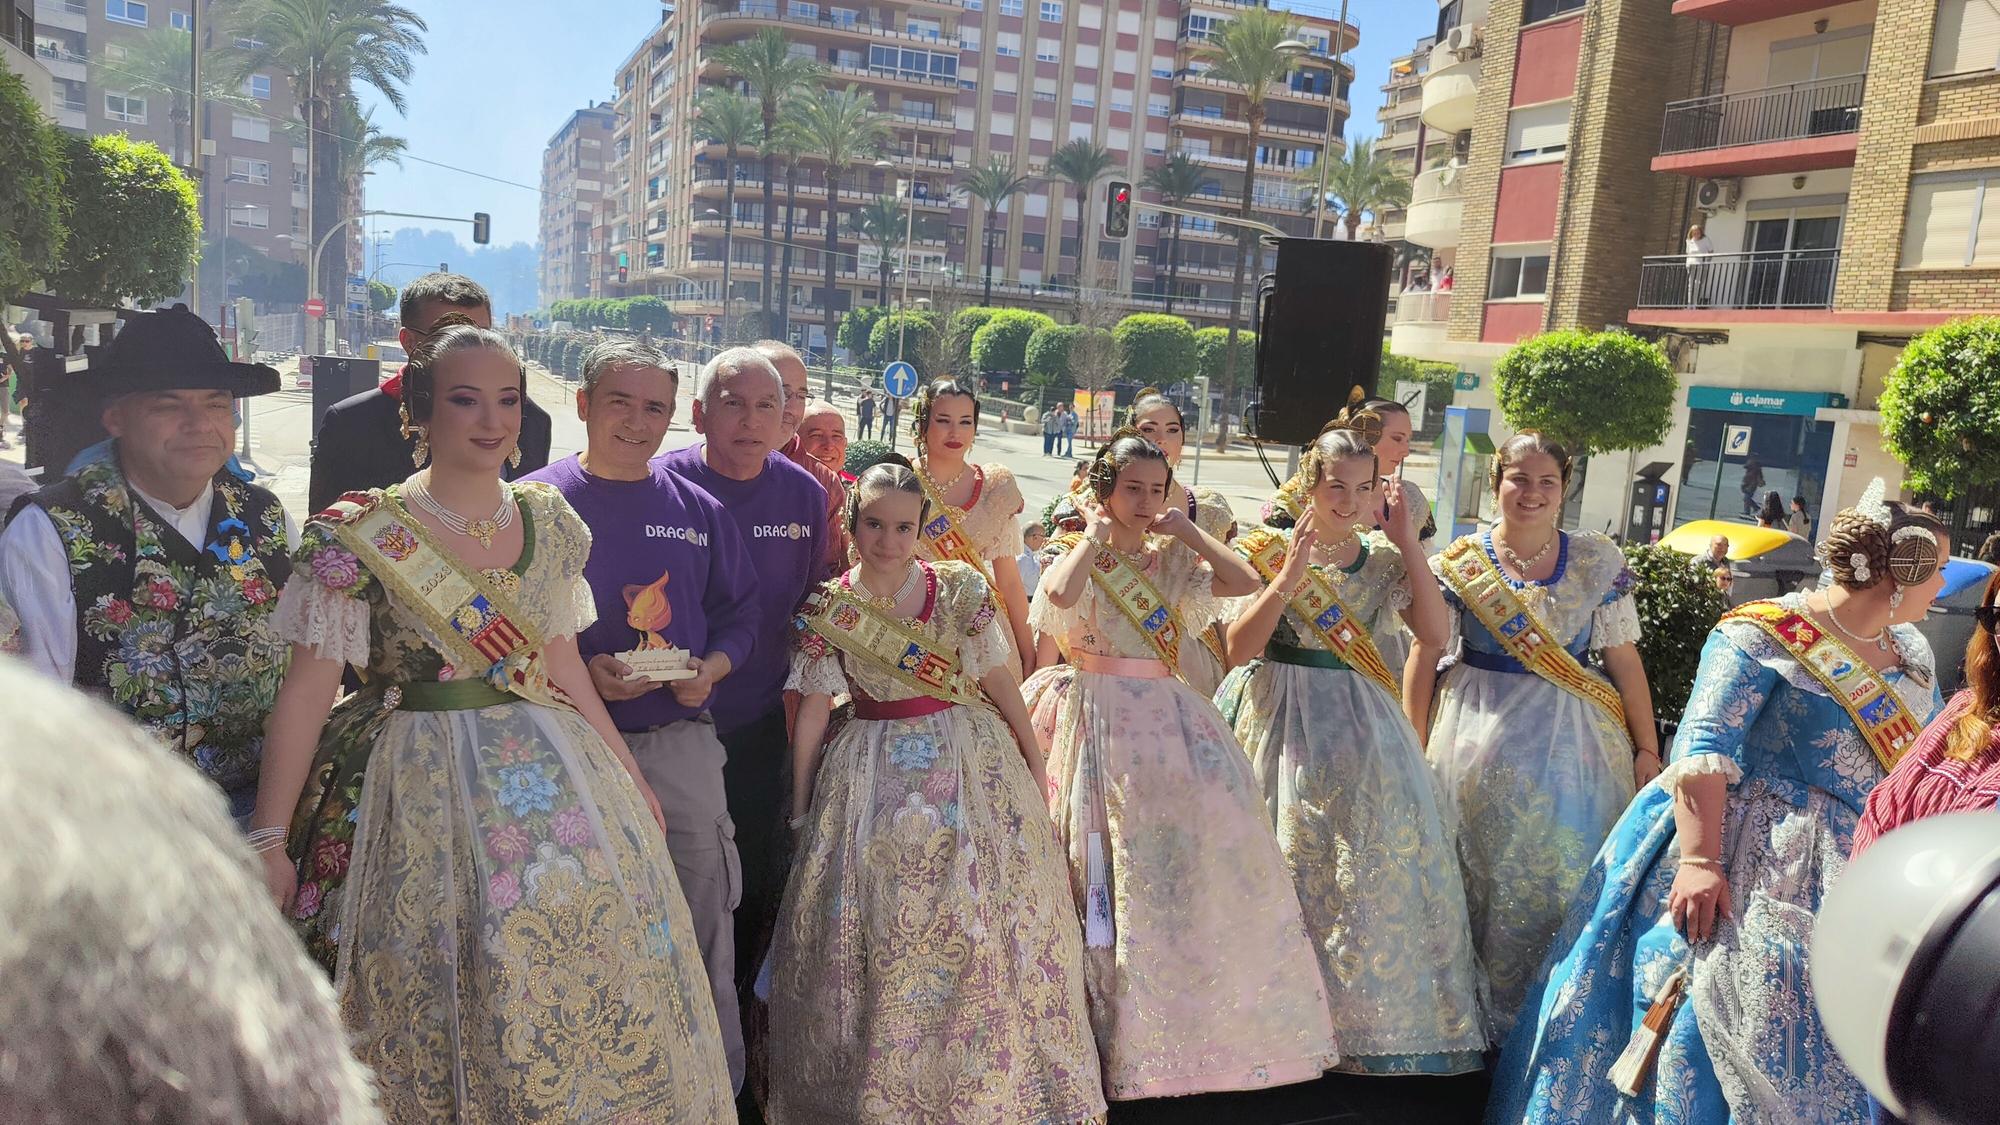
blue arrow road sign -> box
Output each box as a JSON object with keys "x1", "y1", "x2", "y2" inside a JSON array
[{"x1": 882, "y1": 361, "x2": 919, "y2": 398}]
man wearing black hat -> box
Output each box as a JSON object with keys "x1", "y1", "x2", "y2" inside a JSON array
[
  {"x1": 0, "y1": 305, "x2": 295, "y2": 820},
  {"x1": 306, "y1": 273, "x2": 551, "y2": 513}
]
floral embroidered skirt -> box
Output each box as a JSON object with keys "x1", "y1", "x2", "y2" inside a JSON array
[
  {"x1": 1022, "y1": 663, "x2": 1339, "y2": 1099},
  {"x1": 1488, "y1": 777, "x2": 1871, "y2": 1125},
  {"x1": 1426, "y1": 666, "x2": 1636, "y2": 1040},
  {"x1": 1216, "y1": 659, "x2": 1487, "y2": 1074},
  {"x1": 764, "y1": 703, "x2": 1104, "y2": 1125},
  {"x1": 318, "y1": 698, "x2": 734, "y2": 1122}
]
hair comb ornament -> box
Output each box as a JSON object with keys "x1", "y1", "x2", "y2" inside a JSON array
[
  {"x1": 1888, "y1": 524, "x2": 1942, "y2": 587},
  {"x1": 1854, "y1": 477, "x2": 1892, "y2": 531}
]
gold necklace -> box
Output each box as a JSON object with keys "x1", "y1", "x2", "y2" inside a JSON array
[
  {"x1": 853, "y1": 562, "x2": 921, "y2": 611},
  {"x1": 920, "y1": 459, "x2": 969, "y2": 497},
  {"x1": 406, "y1": 474, "x2": 513, "y2": 550}
]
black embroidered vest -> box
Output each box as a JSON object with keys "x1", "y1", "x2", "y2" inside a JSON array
[{"x1": 21, "y1": 456, "x2": 294, "y2": 806}]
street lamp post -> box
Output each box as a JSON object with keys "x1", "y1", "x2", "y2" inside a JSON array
[{"x1": 1278, "y1": 2, "x2": 1351, "y2": 240}]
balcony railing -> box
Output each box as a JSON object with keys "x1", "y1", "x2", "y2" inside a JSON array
[
  {"x1": 1636, "y1": 248, "x2": 1839, "y2": 310},
  {"x1": 1659, "y1": 74, "x2": 1865, "y2": 155},
  {"x1": 1394, "y1": 290, "x2": 1451, "y2": 324}
]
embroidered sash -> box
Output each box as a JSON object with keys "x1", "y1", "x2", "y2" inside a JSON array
[
  {"x1": 1239, "y1": 530, "x2": 1401, "y2": 701},
  {"x1": 1053, "y1": 532, "x2": 1188, "y2": 667},
  {"x1": 1724, "y1": 601, "x2": 1922, "y2": 772},
  {"x1": 914, "y1": 467, "x2": 989, "y2": 572},
  {"x1": 1439, "y1": 536, "x2": 1628, "y2": 732},
  {"x1": 327, "y1": 491, "x2": 568, "y2": 710},
  {"x1": 795, "y1": 582, "x2": 987, "y2": 709}
]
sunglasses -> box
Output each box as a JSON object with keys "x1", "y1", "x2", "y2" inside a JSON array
[{"x1": 1978, "y1": 606, "x2": 2000, "y2": 632}]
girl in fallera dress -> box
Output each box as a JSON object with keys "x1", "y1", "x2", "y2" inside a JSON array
[
  {"x1": 910, "y1": 379, "x2": 1037, "y2": 678},
  {"x1": 251, "y1": 326, "x2": 732, "y2": 1122},
  {"x1": 1049, "y1": 391, "x2": 1237, "y2": 692},
  {"x1": 1215, "y1": 426, "x2": 1486, "y2": 1076},
  {"x1": 1407, "y1": 432, "x2": 1662, "y2": 1042},
  {"x1": 764, "y1": 463, "x2": 1104, "y2": 1125},
  {"x1": 1023, "y1": 430, "x2": 1339, "y2": 1100},
  {"x1": 1488, "y1": 490, "x2": 1950, "y2": 1124}
]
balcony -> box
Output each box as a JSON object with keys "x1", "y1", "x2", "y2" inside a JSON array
[
  {"x1": 699, "y1": 4, "x2": 962, "y2": 48},
  {"x1": 1669, "y1": 0, "x2": 1848, "y2": 24},
  {"x1": 1390, "y1": 290, "x2": 1451, "y2": 353},
  {"x1": 1420, "y1": 45, "x2": 1480, "y2": 134},
  {"x1": 1403, "y1": 165, "x2": 1464, "y2": 250},
  {"x1": 1636, "y1": 248, "x2": 1839, "y2": 312},
  {"x1": 1655, "y1": 75, "x2": 1865, "y2": 177}
]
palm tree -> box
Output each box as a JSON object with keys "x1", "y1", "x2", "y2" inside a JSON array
[
  {"x1": 1046, "y1": 138, "x2": 1115, "y2": 287},
  {"x1": 1195, "y1": 5, "x2": 1302, "y2": 446},
  {"x1": 793, "y1": 85, "x2": 888, "y2": 392},
  {"x1": 850, "y1": 195, "x2": 909, "y2": 314},
  {"x1": 693, "y1": 89, "x2": 762, "y2": 338},
  {"x1": 92, "y1": 29, "x2": 248, "y2": 167},
  {"x1": 769, "y1": 99, "x2": 813, "y2": 342},
  {"x1": 227, "y1": 0, "x2": 427, "y2": 310},
  {"x1": 957, "y1": 156, "x2": 1033, "y2": 306},
  {"x1": 1318, "y1": 136, "x2": 1412, "y2": 240},
  {"x1": 714, "y1": 28, "x2": 827, "y2": 322},
  {"x1": 1142, "y1": 152, "x2": 1214, "y2": 315},
  {"x1": 334, "y1": 101, "x2": 408, "y2": 181}
]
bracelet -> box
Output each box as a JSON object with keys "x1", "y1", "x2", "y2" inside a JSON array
[
  {"x1": 1634, "y1": 748, "x2": 1663, "y2": 760},
  {"x1": 245, "y1": 825, "x2": 289, "y2": 855},
  {"x1": 787, "y1": 813, "x2": 809, "y2": 831},
  {"x1": 1678, "y1": 855, "x2": 1722, "y2": 870}
]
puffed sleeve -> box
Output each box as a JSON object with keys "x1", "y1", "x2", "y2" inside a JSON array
[
  {"x1": 1592, "y1": 561, "x2": 1643, "y2": 651},
  {"x1": 945, "y1": 563, "x2": 1011, "y2": 680},
  {"x1": 787, "y1": 611, "x2": 850, "y2": 698},
  {"x1": 1655, "y1": 626, "x2": 1775, "y2": 792},
  {"x1": 1028, "y1": 571, "x2": 1073, "y2": 643},
  {"x1": 976, "y1": 466, "x2": 1027, "y2": 560},
  {"x1": 529, "y1": 486, "x2": 599, "y2": 641},
  {"x1": 1174, "y1": 552, "x2": 1222, "y2": 633},
  {"x1": 271, "y1": 519, "x2": 375, "y2": 668},
  {"x1": 1372, "y1": 536, "x2": 1414, "y2": 620},
  {"x1": 1429, "y1": 549, "x2": 1463, "y2": 653}
]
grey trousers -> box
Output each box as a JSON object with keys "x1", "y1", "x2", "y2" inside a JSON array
[{"x1": 627, "y1": 716, "x2": 745, "y2": 1093}]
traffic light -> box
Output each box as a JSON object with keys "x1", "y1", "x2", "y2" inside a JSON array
[
  {"x1": 1104, "y1": 181, "x2": 1132, "y2": 238},
  {"x1": 618, "y1": 265, "x2": 629, "y2": 285},
  {"x1": 471, "y1": 212, "x2": 491, "y2": 245}
]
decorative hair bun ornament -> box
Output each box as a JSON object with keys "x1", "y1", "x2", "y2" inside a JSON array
[
  {"x1": 1849, "y1": 551, "x2": 1874, "y2": 586},
  {"x1": 1327, "y1": 385, "x2": 1383, "y2": 449},
  {"x1": 1854, "y1": 477, "x2": 1892, "y2": 532},
  {"x1": 1888, "y1": 524, "x2": 1942, "y2": 587}
]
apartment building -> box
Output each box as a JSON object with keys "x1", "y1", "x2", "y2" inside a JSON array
[
  {"x1": 28, "y1": 0, "x2": 312, "y2": 300},
  {"x1": 4, "y1": 0, "x2": 54, "y2": 114},
  {"x1": 1374, "y1": 34, "x2": 1437, "y2": 245},
  {"x1": 590, "y1": 0, "x2": 1355, "y2": 352},
  {"x1": 539, "y1": 102, "x2": 618, "y2": 305}
]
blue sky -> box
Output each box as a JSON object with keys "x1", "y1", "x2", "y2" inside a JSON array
[{"x1": 358, "y1": 0, "x2": 1438, "y2": 249}]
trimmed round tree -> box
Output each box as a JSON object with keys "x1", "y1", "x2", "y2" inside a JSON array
[
  {"x1": 625, "y1": 295, "x2": 673, "y2": 335},
  {"x1": 0, "y1": 68, "x2": 68, "y2": 312},
  {"x1": 1881, "y1": 317, "x2": 2000, "y2": 499},
  {"x1": 1025, "y1": 322, "x2": 1102, "y2": 396},
  {"x1": 970, "y1": 308, "x2": 1055, "y2": 375},
  {"x1": 1623, "y1": 541, "x2": 1728, "y2": 726},
  {"x1": 838, "y1": 305, "x2": 889, "y2": 360},
  {"x1": 1114, "y1": 312, "x2": 1198, "y2": 383},
  {"x1": 1493, "y1": 329, "x2": 1676, "y2": 457},
  {"x1": 868, "y1": 310, "x2": 940, "y2": 370},
  {"x1": 46, "y1": 133, "x2": 199, "y2": 307},
  {"x1": 1194, "y1": 326, "x2": 1256, "y2": 390}
]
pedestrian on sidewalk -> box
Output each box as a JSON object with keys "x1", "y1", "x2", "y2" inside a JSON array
[
  {"x1": 1041, "y1": 400, "x2": 1060, "y2": 456},
  {"x1": 1059, "y1": 401, "x2": 1079, "y2": 457},
  {"x1": 856, "y1": 390, "x2": 876, "y2": 440}
]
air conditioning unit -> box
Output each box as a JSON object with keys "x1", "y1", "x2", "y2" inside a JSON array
[
  {"x1": 1444, "y1": 25, "x2": 1482, "y2": 56},
  {"x1": 1695, "y1": 177, "x2": 1741, "y2": 212}
]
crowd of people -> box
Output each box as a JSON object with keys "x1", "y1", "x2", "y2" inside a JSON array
[{"x1": 0, "y1": 272, "x2": 1996, "y2": 1125}]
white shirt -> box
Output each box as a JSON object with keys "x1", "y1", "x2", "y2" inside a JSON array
[{"x1": 0, "y1": 479, "x2": 297, "y2": 682}]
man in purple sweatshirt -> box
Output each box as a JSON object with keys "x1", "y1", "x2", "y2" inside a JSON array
[
  {"x1": 654, "y1": 346, "x2": 827, "y2": 1017},
  {"x1": 522, "y1": 340, "x2": 761, "y2": 1089}
]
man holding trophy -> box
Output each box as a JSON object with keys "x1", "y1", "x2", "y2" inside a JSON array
[{"x1": 524, "y1": 339, "x2": 760, "y2": 1090}]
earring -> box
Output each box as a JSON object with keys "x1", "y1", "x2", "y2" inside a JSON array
[
  {"x1": 411, "y1": 427, "x2": 430, "y2": 468},
  {"x1": 1890, "y1": 586, "x2": 1906, "y2": 611},
  {"x1": 507, "y1": 442, "x2": 523, "y2": 470}
]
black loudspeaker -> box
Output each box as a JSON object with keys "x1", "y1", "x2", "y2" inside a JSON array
[
  {"x1": 1252, "y1": 238, "x2": 1393, "y2": 447},
  {"x1": 309, "y1": 356, "x2": 381, "y2": 428}
]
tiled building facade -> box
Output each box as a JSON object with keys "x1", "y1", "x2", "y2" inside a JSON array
[{"x1": 539, "y1": 102, "x2": 618, "y2": 305}]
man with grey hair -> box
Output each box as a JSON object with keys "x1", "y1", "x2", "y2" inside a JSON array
[
  {"x1": 657, "y1": 348, "x2": 826, "y2": 1040},
  {"x1": 0, "y1": 658, "x2": 381, "y2": 1124},
  {"x1": 756, "y1": 340, "x2": 849, "y2": 580},
  {"x1": 522, "y1": 338, "x2": 760, "y2": 1090}
]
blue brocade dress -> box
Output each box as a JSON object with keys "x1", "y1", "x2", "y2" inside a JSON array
[{"x1": 1486, "y1": 594, "x2": 1942, "y2": 1125}]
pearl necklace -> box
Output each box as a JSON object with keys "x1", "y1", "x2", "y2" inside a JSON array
[
  {"x1": 920, "y1": 459, "x2": 969, "y2": 497},
  {"x1": 1496, "y1": 528, "x2": 1557, "y2": 574},
  {"x1": 854, "y1": 562, "x2": 922, "y2": 611},
  {"x1": 406, "y1": 474, "x2": 514, "y2": 549},
  {"x1": 1820, "y1": 593, "x2": 1892, "y2": 654}
]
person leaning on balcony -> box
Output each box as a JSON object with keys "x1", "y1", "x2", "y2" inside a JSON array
[{"x1": 1685, "y1": 223, "x2": 1715, "y2": 307}]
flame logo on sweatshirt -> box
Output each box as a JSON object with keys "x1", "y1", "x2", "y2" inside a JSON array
[{"x1": 623, "y1": 570, "x2": 673, "y2": 650}]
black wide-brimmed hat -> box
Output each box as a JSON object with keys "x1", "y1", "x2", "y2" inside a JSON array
[{"x1": 75, "y1": 304, "x2": 281, "y2": 399}]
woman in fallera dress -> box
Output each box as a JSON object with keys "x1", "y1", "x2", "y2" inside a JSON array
[
  {"x1": 1215, "y1": 426, "x2": 1486, "y2": 1076},
  {"x1": 909, "y1": 379, "x2": 1036, "y2": 678},
  {"x1": 764, "y1": 463, "x2": 1104, "y2": 1125},
  {"x1": 1488, "y1": 488, "x2": 1950, "y2": 1124},
  {"x1": 1023, "y1": 430, "x2": 1339, "y2": 1100},
  {"x1": 1407, "y1": 432, "x2": 1661, "y2": 1042},
  {"x1": 250, "y1": 326, "x2": 732, "y2": 1122},
  {"x1": 1049, "y1": 391, "x2": 1237, "y2": 694}
]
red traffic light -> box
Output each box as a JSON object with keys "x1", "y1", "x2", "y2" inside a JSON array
[
  {"x1": 1115, "y1": 186, "x2": 1130, "y2": 202},
  {"x1": 1105, "y1": 180, "x2": 1133, "y2": 238}
]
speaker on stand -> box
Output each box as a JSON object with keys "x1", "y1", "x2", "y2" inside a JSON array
[{"x1": 1251, "y1": 238, "x2": 1394, "y2": 448}]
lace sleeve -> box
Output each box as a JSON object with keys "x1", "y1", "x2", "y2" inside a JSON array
[
  {"x1": 943, "y1": 564, "x2": 1011, "y2": 680},
  {"x1": 271, "y1": 571, "x2": 371, "y2": 667},
  {"x1": 1028, "y1": 580, "x2": 1072, "y2": 643},
  {"x1": 977, "y1": 467, "x2": 1027, "y2": 560},
  {"x1": 1175, "y1": 555, "x2": 1222, "y2": 633},
  {"x1": 1592, "y1": 591, "x2": 1643, "y2": 651},
  {"x1": 547, "y1": 574, "x2": 600, "y2": 641},
  {"x1": 787, "y1": 641, "x2": 849, "y2": 697}
]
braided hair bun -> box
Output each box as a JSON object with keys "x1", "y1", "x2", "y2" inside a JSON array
[
  {"x1": 1821, "y1": 509, "x2": 1892, "y2": 590},
  {"x1": 1820, "y1": 499, "x2": 1947, "y2": 590},
  {"x1": 1087, "y1": 427, "x2": 1172, "y2": 503}
]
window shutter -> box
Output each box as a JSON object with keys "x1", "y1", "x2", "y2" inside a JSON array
[
  {"x1": 1900, "y1": 179, "x2": 1979, "y2": 268},
  {"x1": 1505, "y1": 102, "x2": 1571, "y2": 160},
  {"x1": 1974, "y1": 180, "x2": 2000, "y2": 266},
  {"x1": 1930, "y1": 0, "x2": 2000, "y2": 78}
]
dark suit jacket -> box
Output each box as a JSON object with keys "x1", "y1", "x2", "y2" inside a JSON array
[{"x1": 308, "y1": 385, "x2": 553, "y2": 514}]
